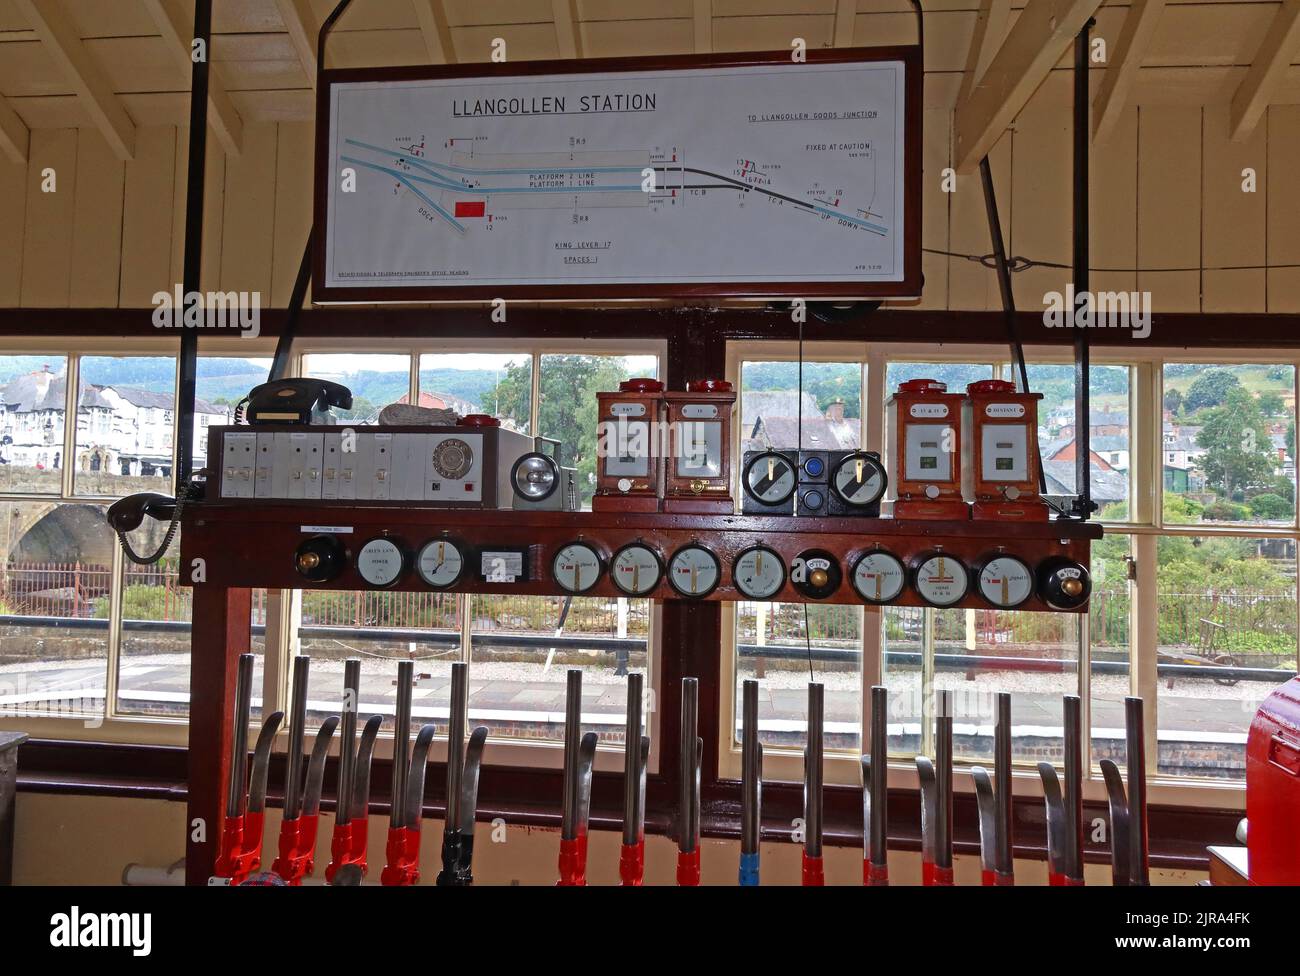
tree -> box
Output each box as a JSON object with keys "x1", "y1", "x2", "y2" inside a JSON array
[
  {"x1": 1163, "y1": 388, "x2": 1183, "y2": 414},
  {"x1": 1184, "y1": 369, "x2": 1241, "y2": 412},
  {"x1": 1257, "y1": 391, "x2": 1286, "y2": 417},
  {"x1": 1288, "y1": 419, "x2": 1296, "y2": 462},
  {"x1": 1197, "y1": 386, "x2": 1275, "y2": 496},
  {"x1": 1249, "y1": 493, "x2": 1291, "y2": 520}
]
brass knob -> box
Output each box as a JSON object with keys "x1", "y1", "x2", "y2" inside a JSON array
[
  {"x1": 297, "y1": 551, "x2": 321, "y2": 571},
  {"x1": 810, "y1": 568, "x2": 829, "y2": 589},
  {"x1": 690, "y1": 479, "x2": 706, "y2": 494},
  {"x1": 1061, "y1": 578, "x2": 1084, "y2": 597}
]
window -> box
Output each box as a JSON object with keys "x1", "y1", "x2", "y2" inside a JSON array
[
  {"x1": 76, "y1": 356, "x2": 177, "y2": 494},
  {"x1": 301, "y1": 353, "x2": 410, "y2": 424},
  {"x1": 0, "y1": 356, "x2": 68, "y2": 494}
]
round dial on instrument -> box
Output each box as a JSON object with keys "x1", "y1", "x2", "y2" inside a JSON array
[
  {"x1": 611, "y1": 543, "x2": 663, "y2": 596},
  {"x1": 667, "y1": 545, "x2": 721, "y2": 598},
  {"x1": 831, "y1": 452, "x2": 887, "y2": 508},
  {"x1": 552, "y1": 542, "x2": 603, "y2": 594},
  {"x1": 416, "y1": 538, "x2": 466, "y2": 589},
  {"x1": 852, "y1": 550, "x2": 906, "y2": 604},
  {"x1": 977, "y1": 554, "x2": 1034, "y2": 609},
  {"x1": 512, "y1": 452, "x2": 558, "y2": 501},
  {"x1": 742, "y1": 451, "x2": 797, "y2": 506},
  {"x1": 791, "y1": 549, "x2": 842, "y2": 600},
  {"x1": 357, "y1": 537, "x2": 406, "y2": 588},
  {"x1": 733, "y1": 546, "x2": 786, "y2": 600},
  {"x1": 1038, "y1": 557, "x2": 1092, "y2": 610},
  {"x1": 912, "y1": 552, "x2": 969, "y2": 607},
  {"x1": 432, "y1": 437, "x2": 474, "y2": 479}
]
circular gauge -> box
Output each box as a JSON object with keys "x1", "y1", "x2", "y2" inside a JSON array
[
  {"x1": 852, "y1": 550, "x2": 906, "y2": 604},
  {"x1": 831, "y1": 452, "x2": 887, "y2": 508},
  {"x1": 742, "y1": 451, "x2": 797, "y2": 507},
  {"x1": 668, "y1": 545, "x2": 721, "y2": 598},
  {"x1": 512, "y1": 452, "x2": 558, "y2": 501},
  {"x1": 1038, "y1": 557, "x2": 1092, "y2": 610},
  {"x1": 295, "y1": 535, "x2": 347, "y2": 583},
  {"x1": 977, "y1": 554, "x2": 1034, "y2": 609},
  {"x1": 733, "y1": 546, "x2": 786, "y2": 600},
  {"x1": 432, "y1": 438, "x2": 474, "y2": 479},
  {"x1": 791, "y1": 549, "x2": 842, "y2": 600},
  {"x1": 611, "y1": 543, "x2": 663, "y2": 596},
  {"x1": 552, "y1": 542, "x2": 603, "y2": 594},
  {"x1": 912, "y1": 552, "x2": 969, "y2": 607},
  {"x1": 416, "y1": 538, "x2": 466, "y2": 589},
  {"x1": 357, "y1": 537, "x2": 406, "y2": 588}
]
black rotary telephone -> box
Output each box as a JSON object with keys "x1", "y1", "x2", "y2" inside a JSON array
[
  {"x1": 242, "y1": 378, "x2": 352, "y2": 425},
  {"x1": 107, "y1": 487, "x2": 194, "y2": 565}
]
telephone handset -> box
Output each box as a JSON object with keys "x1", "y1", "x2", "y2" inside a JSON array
[
  {"x1": 107, "y1": 484, "x2": 197, "y2": 565},
  {"x1": 244, "y1": 378, "x2": 352, "y2": 425}
]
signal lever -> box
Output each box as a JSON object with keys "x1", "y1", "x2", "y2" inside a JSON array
[
  {"x1": 381, "y1": 661, "x2": 437, "y2": 886},
  {"x1": 916, "y1": 690, "x2": 954, "y2": 886},
  {"x1": 1039, "y1": 695, "x2": 1086, "y2": 885},
  {"x1": 972, "y1": 692, "x2": 1015, "y2": 885},
  {"x1": 803, "y1": 683, "x2": 825, "y2": 885},
  {"x1": 557, "y1": 670, "x2": 598, "y2": 886},
  {"x1": 212, "y1": 653, "x2": 283, "y2": 885},
  {"x1": 861, "y1": 685, "x2": 889, "y2": 885},
  {"x1": 620, "y1": 672, "x2": 651, "y2": 886},
  {"x1": 677, "y1": 677, "x2": 703, "y2": 886},
  {"x1": 437, "y1": 662, "x2": 489, "y2": 886},
  {"x1": 739, "y1": 679, "x2": 763, "y2": 886},
  {"x1": 1101, "y1": 697, "x2": 1149, "y2": 885},
  {"x1": 325, "y1": 659, "x2": 382, "y2": 884},
  {"x1": 272, "y1": 656, "x2": 339, "y2": 884}
]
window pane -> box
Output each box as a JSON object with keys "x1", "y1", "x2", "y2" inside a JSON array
[
  {"x1": 468, "y1": 594, "x2": 649, "y2": 744},
  {"x1": 539, "y1": 354, "x2": 658, "y2": 509},
  {"x1": 1010, "y1": 363, "x2": 1132, "y2": 516},
  {"x1": 296, "y1": 588, "x2": 462, "y2": 732},
  {"x1": 1155, "y1": 535, "x2": 1298, "y2": 779},
  {"x1": 418, "y1": 352, "x2": 532, "y2": 433},
  {"x1": 75, "y1": 356, "x2": 179, "y2": 495},
  {"x1": 0, "y1": 501, "x2": 110, "y2": 720},
  {"x1": 880, "y1": 605, "x2": 924, "y2": 756},
  {"x1": 734, "y1": 602, "x2": 862, "y2": 754},
  {"x1": 1091, "y1": 535, "x2": 1133, "y2": 770},
  {"x1": 194, "y1": 355, "x2": 270, "y2": 457},
  {"x1": 301, "y1": 353, "x2": 410, "y2": 424},
  {"x1": 740, "y1": 360, "x2": 862, "y2": 451},
  {"x1": 939, "y1": 608, "x2": 1081, "y2": 763},
  {"x1": 1162, "y1": 364, "x2": 1296, "y2": 526},
  {"x1": 0, "y1": 356, "x2": 69, "y2": 494},
  {"x1": 885, "y1": 362, "x2": 994, "y2": 392}
]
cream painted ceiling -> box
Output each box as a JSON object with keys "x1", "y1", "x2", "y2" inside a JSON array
[{"x1": 0, "y1": 1, "x2": 1297, "y2": 160}]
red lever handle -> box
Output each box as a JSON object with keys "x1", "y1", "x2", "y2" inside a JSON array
[
  {"x1": 676, "y1": 848, "x2": 701, "y2": 887},
  {"x1": 379, "y1": 825, "x2": 422, "y2": 886},
  {"x1": 619, "y1": 841, "x2": 645, "y2": 886}
]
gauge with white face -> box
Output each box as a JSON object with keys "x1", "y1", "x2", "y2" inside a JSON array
[
  {"x1": 611, "y1": 543, "x2": 662, "y2": 596},
  {"x1": 357, "y1": 537, "x2": 405, "y2": 588},
  {"x1": 733, "y1": 546, "x2": 785, "y2": 600},
  {"x1": 977, "y1": 555, "x2": 1034, "y2": 609},
  {"x1": 668, "y1": 545, "x2": 721, "y2": 598},
  {"x1": 743, "y1": 451, "x2": 797, "y2": 506},
  {"x1": 912, "y1": 552, "x2": 968, "y2": 607},
  {"x1": 417, "y1": 538, "x2": 465, "y2": 588},
  {"x1": 852, "y1": 550, "x2": 906, "y2": 604},
  {"x1": 552, "y1": 542, "x2": 603, "y2": 594},
  {"x1": 831, "y1": 452, "x2": 887, "y2": 507}
]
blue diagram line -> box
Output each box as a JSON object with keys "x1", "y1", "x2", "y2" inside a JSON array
[
  {"x1": 811, "y1": 205, "x2": 888, "y2": 235},
  {"x1": 342, "y1": 155, "x2": 642, "y2": 196},
  {"x1": 344, "y1": 157, "x2": 466, "y2": 233},
  {"x1": 345, "y1": 138, "x2": 645, "y2": 177}
]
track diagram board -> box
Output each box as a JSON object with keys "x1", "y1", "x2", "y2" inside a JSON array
[{"x1": 316, "y1": 51, "x2": 920, "y2": 301}]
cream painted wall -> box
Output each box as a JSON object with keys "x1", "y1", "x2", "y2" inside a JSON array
[{"x1": 13, "y1": 792, "x2": 1206, "y2": 886}]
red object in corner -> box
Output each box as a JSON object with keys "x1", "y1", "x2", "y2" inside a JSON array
[
  {"x1": 380, "y1": 826, "x2": 422, "y2": 887},
  {"x1": 557, "y1": 836, "x2": 587, "y2": 886},
  {"x1": 1247, "y1": 675, "x2": 1300, "y2": 884},
  {"x1": 864, "y1": 860, "x2": 889, "y2": 886},
  {"x1": 676, "y1": 848, "x2": 701, "y2": 886},
  {"x1": 686, "y1": 379, "x2": 733, "y2": 393},
  {"x1": 214, "y1": 810, "x2": 266, "y2": 885},
  {"x1": 271, "y1": 814, "x2": 321, "y2": 886},
  {"x1": 619, "y1": 841, "x2": 645, "y2": 886},
  {"x1": 460, "y1": 413, "x2": 500, "y2": 427},
  {"x1": 801, "y1": 853, "x2": 825, "y2": 886},
  {"x1": 325, "y1": 818, "x2": 370, "y2": 884}
]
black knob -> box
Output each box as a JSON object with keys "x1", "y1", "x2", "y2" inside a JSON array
[
  {"x1": 1037, "y1": 557, "x2": 1091, "y2": 610},
  {"x1": 792, "y1": 549, "x2": 841, "y2": 600},
  {"x1": 295, "y1": 535, "x2": 346, "y2": 583}
]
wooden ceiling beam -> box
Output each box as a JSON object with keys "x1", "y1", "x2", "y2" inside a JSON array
[
  {"x1": 274, "y1": 0, "x2": 319, "y2": 85},
  {"x1": 953, "y1": 0, "x2": 1103, "y2": 173},
  {"x1": 412, "y1": 0, "x2": 456, "y2": 64},
  {"x1": 1230, "y1": 0, "x2": 1300, "y2": 141},
  {"x1": 956, "y1": 0, "x2": 1010, "y2": 110},
  {"x1": 552, "y1": 0, "x2": 582, "y2": 59},
  {"x1": 833, "y1": 0, "x2": 858, "y2": 48},
  {"x1": 141, "y1": 0, "x2": 243, "y2": 156},
  {"x1": 0, "y1": 92, "x2": 30, "y2": 163},
  {"x1": 1093, "y1": 0, "x2": 1165, "y2": 143},
  {"x1": 14, "y1": 0, "x2": 135, "y2": 160}
]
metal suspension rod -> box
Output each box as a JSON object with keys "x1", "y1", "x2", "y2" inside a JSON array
[
  {"x1": 865, "y1": 685, "x2": 889, "y2": 884},
  {"x1": 740, "y1": 679, "x2": 762, "y2": 862},
  {"x1": 390, "y1": 660, "x2": 414, "y2": 828},
  {"x1": 803, "y1": 683, "x2": 825, "y2": 885},
  {"x1": 561, "y1": 669, "x2": 583, "y2": 842},
  {"x1": 335, "y1": 659, "x2": 360, "y2": 826},
  {"x1": 1125, "y1": 696, "x2": 1149, "y2": 884},
  {"x1": 935, "y1": 689, "x2": 953, "y2": 875},
  {"x1": 994, "y1": 692, "x2": 1014, "y2": 878},
  {"x1": 1064, "y1": 694, "x2": 1085, "y2": 881},
  {"x1": 1073, "y1": 20, "x2": 1095, "y2": 519},
  {"x1": 283, "y1": 655, "x2": 310, "y2": 820},
  {"x1": 224, "y1": 653, "x2": 254, "y2": 820},
  {"x1": 445, "y1": 661, "x2": 468, "y2": 835},
  {"x1": 623, "y1": 672, "x2": 644, "y2": 847}
]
